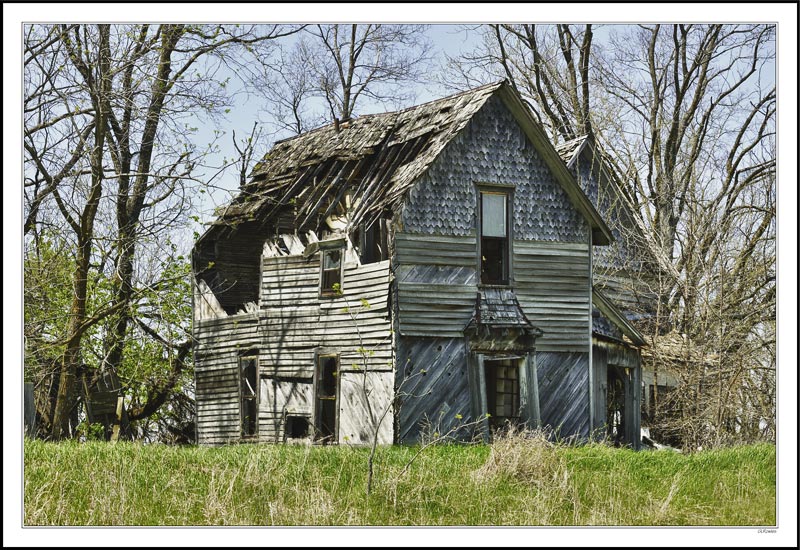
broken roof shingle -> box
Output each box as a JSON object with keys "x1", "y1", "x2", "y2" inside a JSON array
[
  {"x1": 466, "y1": 287, "x2": 543, "y2": 335},
  {"x1": 555, "y1": 135, "x2": 589, "y2": 169},
  {"x1": 212, "y1": 81, "x2": 505, "y2": 232}
]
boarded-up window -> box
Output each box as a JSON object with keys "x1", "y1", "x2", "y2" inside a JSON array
[
  {"x1": 320, "y1": 249, "x2": 342, "y2": 296},
  {"x1": 240, "y1": 354, "x2": 258, "y2": 438},
  {"x1": 480, "y1": 191, "x2": 510, "y2": 285}
]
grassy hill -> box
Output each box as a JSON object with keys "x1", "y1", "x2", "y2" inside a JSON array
[{"x1": 23, "y1": 433, "x2": 775, "y2": 526}]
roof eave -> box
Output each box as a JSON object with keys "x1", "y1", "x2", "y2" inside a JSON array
[
  {"x1": 592, "y1": 288, "x2": 647, "y2": 347},
  {"x1": 496, "y1": 85, "x2": 614, "y2": 246}
]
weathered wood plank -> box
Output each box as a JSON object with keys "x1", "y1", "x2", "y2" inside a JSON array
[
  {"x1": 338, "y1": 371, "x2": 394, "y2": 445},
  {"x1": 396, "y1": 336, "x2": 473, "y2": 444},
  {"x1": 395, "y1": 233, "x2": 476, "y2": 266},
  {"x1": 536, "y1": 351, "x2": 590, "y2": 439},
  {"x1": 514, "y1": 240, "x2": 590, "y2": 252},
  {"x1": 396, "y1": 264, "x2": 478, "y2": 285}
]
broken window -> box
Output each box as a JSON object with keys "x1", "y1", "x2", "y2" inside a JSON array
[
  {"x1": 240, "y1": 353, "x2": 259, "y2": 438},
  {"x1": 285, "y1": 415, "x2": 311, "y2": 439},
  {"x1": 356, "y1": 218, "x2": 389, "y2": 265},
  {"x1": 314, "y1": 354, "x2": 339, "y2": 443},
  {"x1": 480, "y1": 191, "x2": 510, "y2": 285},
  {"x1": 320, "y1": 248, "x2": 342, "y2": 296},
  {"x1": 484, "y1": 358, "x2": 520, "y2": 429}
]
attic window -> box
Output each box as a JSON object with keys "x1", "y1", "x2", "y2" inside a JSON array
[{"x1": 320, "y1": 248, "x2": 343, "y2": 297}]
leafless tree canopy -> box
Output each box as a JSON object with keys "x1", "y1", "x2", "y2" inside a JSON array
[{"x1": 258, "y1": 24, "x2": 432, "y2": 135}]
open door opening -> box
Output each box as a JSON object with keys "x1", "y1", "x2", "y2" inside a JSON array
[
  {"x1": 239, "y1": 353, "x2": 259, "y2": 439},
  {"x1": 314, "y1": 354, "x2": 339, "y2": 444},
  {"x1": 484, "y1": 357, "x2": 522, "y2": 433},
  {"x1": 606, "y1": 365, "x2": 634, "y2": 447}
]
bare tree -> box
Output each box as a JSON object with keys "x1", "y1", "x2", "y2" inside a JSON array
[
  {"x1": 260, "y1": 24, "x2": 432, "y2": 134},
  {"x1": 23, "y1": 23, "x2": 300, "y2": 439},
  {"x1": 442, "y1": 24, "x2": 594, "y2": 141}
]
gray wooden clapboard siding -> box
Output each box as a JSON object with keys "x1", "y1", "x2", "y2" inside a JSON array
[
  {"x1": 259, "y1": 377, "x2": 314, "y2": 443},
  {"x1": 257, "y1": 254, "x2": 394, "y2": 443},
  {"x1": 260, "y1": 256, "x2": 394, "y2": 377},
  {"x1": 536, "y1": 351, "x2": 590, "y2": 441},
  {"x1": 395, "y1": 233, "x2": 477, "y2": 267},
  {"x1": 514, "y1": 240, "x2": 591, "y2": 353},
  {"x1": 395, "y1": 336, "x2": 474, "y2": 443},
  {"x1": 396, "y1": 233, "x2": 478, "y2": 338},
  {"x1": 194, "y1": 313, "x2": 260, "y2": 445}
]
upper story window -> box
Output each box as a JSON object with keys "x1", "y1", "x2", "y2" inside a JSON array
[
  {"x1": 355, "y1": 218, "x2": 389, "y2": 265},
  {"x1": 320, "y1": 248, "x2": 343, "y2": 297},
  {"x1": 480, "y1": 190, "x2": 511, "y2": 285}
]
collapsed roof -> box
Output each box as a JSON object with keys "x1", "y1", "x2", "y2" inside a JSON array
[{"x1": 197, "y1": 80, "x2": 613, "y2": 249}]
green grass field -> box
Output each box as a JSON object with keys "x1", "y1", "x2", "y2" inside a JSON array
[{"x1": 23, "y1": 434, "x2": 775, "y2": 526}]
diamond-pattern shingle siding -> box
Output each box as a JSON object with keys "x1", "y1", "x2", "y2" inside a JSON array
[{"x1": 401, "y1": 94, "x2": 588, "y2": 242}]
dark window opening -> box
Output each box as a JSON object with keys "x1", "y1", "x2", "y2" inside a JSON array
[
  {"x1": 285, "y1": 415, "x2": 311, "y2": 439},
  {"x1": 315, "y1": 355, "x2": 339, "y2": 443},
  {"x1": 240, "y1": 354, "x2": 258, "y2": 438},
  {"x1": 481, "y1": 237, "x2": 507, "y2": 284},
  {"x1": 480, "y1": 191, "x2": 510, "y2": 285},
  {"x1": 484, "y1": 358, "x2": 520, "y2": 430},
  {"x1": 320, "y1": 249, "x2": 342, "y2": 296},
  {"x1": 357, "y1": 218, "x2": 389, "y2": 265}
]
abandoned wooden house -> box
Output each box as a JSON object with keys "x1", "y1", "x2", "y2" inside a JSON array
[{"x1": 192, "y1": 80, "x2": 649, "y2": 448}]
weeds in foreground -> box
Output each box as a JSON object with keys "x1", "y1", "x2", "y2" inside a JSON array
[{"x1": 23, "y1": 434, "x2": 775, "y2": 526}]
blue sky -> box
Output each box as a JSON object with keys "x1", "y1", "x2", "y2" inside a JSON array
[{"x1": 191, "y1": 24, "x2": 482, "y2": 226}]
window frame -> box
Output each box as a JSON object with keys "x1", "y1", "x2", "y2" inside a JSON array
[
  {"x1": 484, "y1": 357, "x2": 522, "y2": 429},
  {"x1": 318, "y1": 244, "x2": 345, "y2": 298},
  {"x1": 477, "y1": 184, "x2": 514, "y2": 287}
]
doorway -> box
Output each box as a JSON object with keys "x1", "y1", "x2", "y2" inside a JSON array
[
  {"x1": 484, "y1": 357, "x2": 522, "y2": 431},
  {"x1": 239, "y1": 353, "x2": 259, "y2": 439},
  {"x1": 314, "y1": 354, "x2": 339, "y2": 443},
  {"x1": 606, "y1": 365, "x2": 633, "y2": 446}
]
